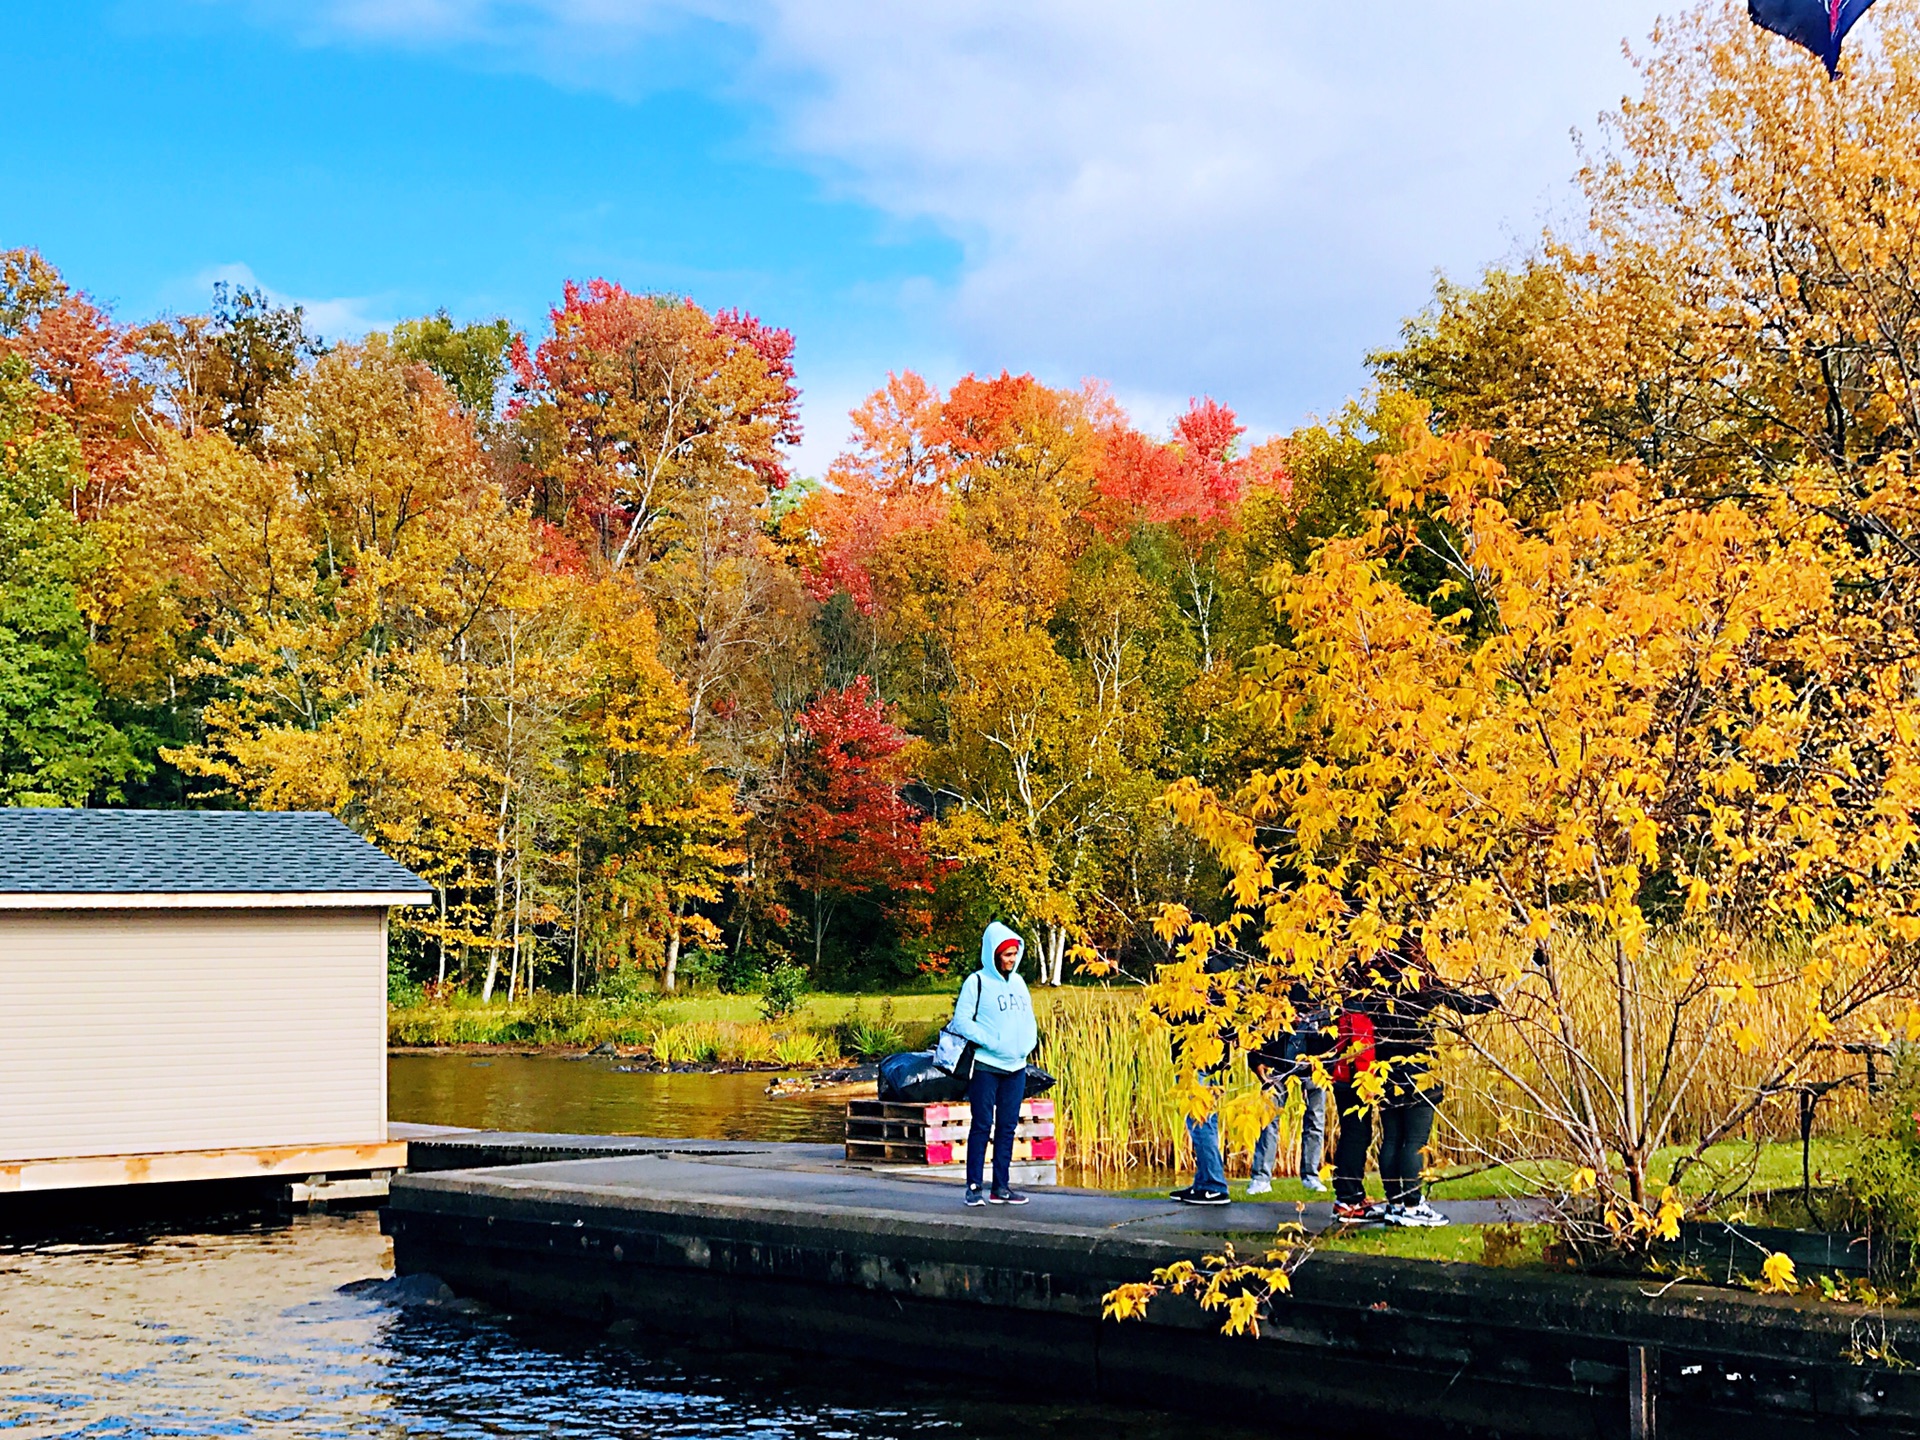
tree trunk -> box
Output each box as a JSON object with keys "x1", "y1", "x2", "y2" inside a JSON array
[
  {"x1": 571, "y1": 841, "x2": 583, "y2": 996},
  {"x1": 1047, "y1": 926, "x2": 1068, "y2": 987},
  {"x1": 482, "y1": 782, "x2": 512, "y2": 1003},
  {"x1": 435, "y1": 884, "x2": 448, "y2": 987},
  {"x1": 1616, "y1": 936, "x2": 1646, "y2": 1209},
  {"x1": 508, "y1": 839, "x2": 525, "y2": 1001},
  {"x1": 665, "y1": 901, "x2": 684, "y2": 992}
]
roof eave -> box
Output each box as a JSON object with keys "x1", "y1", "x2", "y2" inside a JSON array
[{"x1": 0, "y1": 891, "x2": 435, "y2": 911}]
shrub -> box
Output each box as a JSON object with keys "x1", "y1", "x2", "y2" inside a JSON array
[
  {"x1": 1836, "y1": 1058, "x2": 1920, "y2": 1261},
  {"x1": 759, "y1": 963, "x2": 809, "y2": 1022},
  {"x1": 595, "y1": 963, "x2": 656, "y2": 1008},
  {"x1": 387, "y1": 951, "x2": 423, "y2": 1008},
  {"x1": 834, "y1": 997, "x2": 906, "y2": 1059},
  {"x1": 677, "y1": 947, "x2": 767, "y2": 994}
]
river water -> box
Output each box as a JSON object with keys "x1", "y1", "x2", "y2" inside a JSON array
[
  {"x1": 0, "y1": 1210, "x2": 1240, "y2": 1439},
  {"x1": 2, "y1": 1055, "x2": 1229, "y2": 1439}
]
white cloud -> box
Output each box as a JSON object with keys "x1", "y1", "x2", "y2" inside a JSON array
[
  {"x1": 750, "y1": 0, "x2": 1675, "y2": 433},
  {"x1": 231, "y1": 0, "x2": 1681, "y2": 441}
]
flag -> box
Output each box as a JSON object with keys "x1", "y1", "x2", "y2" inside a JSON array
[{"x1": 1749, "y1": 0, "x2": 1879, "y2": 76}]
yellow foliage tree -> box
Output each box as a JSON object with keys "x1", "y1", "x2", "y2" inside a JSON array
[{"x1": 1156, "y1": 422, "x2": 1920, "y2": 1239}]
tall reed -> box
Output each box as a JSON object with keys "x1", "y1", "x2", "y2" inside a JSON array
[
  {"x1": 1036, "y1": 931, "x2": 1890, "y2": 1184},
  {"x1": 1430, "y1": 930, "x2": 1883, "y2": 1172},
  {"x1": 1036, "y1": 988, "x2": 1270, "y2": 1179}
]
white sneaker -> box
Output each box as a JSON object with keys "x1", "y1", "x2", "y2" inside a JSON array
[
  {"x1": 1245, "y1": 1178, "x2": 1273, "y2": 1196},
  {"x1": 1301, "y1": 1175, "x2": 1328, "y2": 1193},
  {"x1": 1391, "y1": 1201, "x2": 1450, "y2": 1228}
]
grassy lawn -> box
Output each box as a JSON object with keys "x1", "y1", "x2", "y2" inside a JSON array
[
  {"x1": 653, "y1": 992, "x2": 957, "y2": 1029},
  {"x1": 388, "y1": 988, "x2": 961, "y2": 1053}
]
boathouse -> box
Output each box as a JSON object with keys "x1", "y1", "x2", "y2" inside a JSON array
[{"x1": 0, "y1": 809, "x2": 430, "y2": 1193}]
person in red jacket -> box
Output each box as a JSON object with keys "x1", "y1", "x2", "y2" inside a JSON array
[
  {"x1": 1331, "y1": 938, "x2": 1500, "y2": 1226},
  {"x1": 1328, "y1": 1000, "x2": 1380, "y2": 1223}
]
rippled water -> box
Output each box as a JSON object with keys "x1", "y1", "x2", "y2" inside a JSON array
[
  {"x1": 1, "y1": 1061, "x2": 1229, "y2": 1438},
  {"x1": 0, "y1": 1211, "x2": 1238, "y2": 1440}
]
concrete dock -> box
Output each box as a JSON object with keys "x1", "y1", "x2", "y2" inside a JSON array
[{"x1": 386, "y1": 1135, "x2": 1920, "y2": 1440}]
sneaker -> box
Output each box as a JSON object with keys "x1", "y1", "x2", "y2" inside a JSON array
[
  {"x1": 1169, "y1": 1185, "x2": 1196, "y2": 1202},
  {"x1": 1392, "y1": 1201, "x2": 1450, "y2": 1228},
  {"x1": 1176, "y1": 1188, "x2": 1232, "y2": 1206},
  {"x1": 988, "y1": 1188, "x2": 1029, "y2": 1205},
  {"x1": 964, "y1": 1186, "x2": 988, "y2": 1207},
  {"x1": 1333, "y1": 1202, "x2": 1373, "y2": 1223},
  {"x1": 1301, "y1": 1175, "x2": 1328, "y2": 1193},
  {"x1": 1245, "y1": 1178, "x2": 1273, "y2": 1196}
]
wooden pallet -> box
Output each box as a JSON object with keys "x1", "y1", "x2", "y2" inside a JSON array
[
  {"x1": 845, "y1": 1097, "x2": 1058, "y2": 1168},
  {"x1": 845, "y1": 1135, "x2": 1059, "y2": 1166},
  {"x1": 845, "y1": 1114, "x2": 1056, "y2": 1145}
]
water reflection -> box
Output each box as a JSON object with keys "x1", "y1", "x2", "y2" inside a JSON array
[
  {"x1": 388, "y1": 1055, "x2": 846, "y2": 1142},
  {"x1": 0, "y1": 1212, "x2": 1241, "y2": 1440}
]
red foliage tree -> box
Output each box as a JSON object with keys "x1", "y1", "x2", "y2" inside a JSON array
[
  {"x1": 0, "y1": 252, "x2": 150, "y2": 517},
  {"x1": 508, "y1": 279, "x2": 800, "y2": 573},
  {"x1": 1090, "y1": 396, "x2": 1290, "y2": 533},
  {"x1": 780, "y1": 676, "x2": 946, "y2": 969}
]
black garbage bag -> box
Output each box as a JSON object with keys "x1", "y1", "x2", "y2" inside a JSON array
[
  {"x1": 878, "y1": 1051, "x2": 1058, "y2": 1103},
  {"x1": 877, "y1": 1049, "x2": 967, "y2": 1103}
]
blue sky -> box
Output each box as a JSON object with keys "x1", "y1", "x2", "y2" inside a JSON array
[{"x1": 4, "y1": 0, "x2": 1683, "y2": 474}]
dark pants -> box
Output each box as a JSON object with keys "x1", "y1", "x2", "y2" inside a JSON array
[
  {"x1": 1380, "y1": 1093, "x2": 1438, "y2": 1206},
  {"x1": 967, "y1": 1064, "x2": 1027, "y2": 1192},
  {"x1": 1331, "y1": 1081, "x2": 1372, "y2": 1206}
]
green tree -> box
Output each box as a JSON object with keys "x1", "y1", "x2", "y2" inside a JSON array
[
  {"x1": 392, "y1": 310, "x2": 514, "y2": 414},
  {"x1": 0, "y1": 355, "x2": 140, "y2": 804}
]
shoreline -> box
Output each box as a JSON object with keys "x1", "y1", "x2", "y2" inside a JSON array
[
  {"x1": 389, "y1": 1044, "x2": 796, "y2": 1067},
  {"x1": 389, "y1": 1048, "x2": 877, "y2": 1099}
]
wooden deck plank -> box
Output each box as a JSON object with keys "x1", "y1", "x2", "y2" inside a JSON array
[{"x1": 0, "y1": 1139, "x2": 411, "y2": 1193}]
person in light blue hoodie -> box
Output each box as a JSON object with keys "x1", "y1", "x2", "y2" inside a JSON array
[{"x1": 948, "y1": 921, "x2": 1039, "y2": 1206}]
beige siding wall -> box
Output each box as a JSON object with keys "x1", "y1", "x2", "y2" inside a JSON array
[{"x1": 0, "y1": 908, "x2": 387, "y2": 1163}]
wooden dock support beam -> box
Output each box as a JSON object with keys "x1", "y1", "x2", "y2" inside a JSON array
[{"x1": 1628, "y1": 1344, "x2": 1657, "y2": 1440}]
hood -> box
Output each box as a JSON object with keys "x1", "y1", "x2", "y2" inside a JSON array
[{"x1": 979, "y1": 921, "x2": 1025, "y2": 976}]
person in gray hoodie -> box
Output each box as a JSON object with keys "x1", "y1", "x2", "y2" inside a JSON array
[{"x1": 947, "y1": 921, "x2": 1039, "y2": 1206}]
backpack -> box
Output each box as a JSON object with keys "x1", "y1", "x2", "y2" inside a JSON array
[{"x1": 1330, "y1": 1009, "x2": 1376, "y2": 1084}]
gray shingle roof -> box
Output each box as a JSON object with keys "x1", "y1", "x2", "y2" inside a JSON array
[{"x1": 0, "y1": 810, "x2": 431, "y2": 896}]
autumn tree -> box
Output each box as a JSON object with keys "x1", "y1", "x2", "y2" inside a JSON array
[
  {"x1": 1155, "y1": 422, "x2": 1920, "y2": 1243},
  {"x1": 146, "y1": 339, "x2": 532, "y2": 971},
  {"x1": 392, "y1": 310, "x2": 514, "y2": 415},
  {"x1": 0, "y1": 354, "x2": 139, "y2": 803},
  {"x1": 798, "y1": 373, "x2": 1300, "y2": 973},
  {"x1": 566, "y1": 581, "x2": 744, "y2": 991},
  {"x1": 510, "y1": 280, "x2": 799, "y2": 576},
  {"x1": 778, "y1": 677, "x2": 943, "y2": 973},
  {"x1": 0, "y1": 249, "x2": 152, "y2": 518},
  {"x1": 139, "y1": 283, "x2": 318, "y2": 451}
]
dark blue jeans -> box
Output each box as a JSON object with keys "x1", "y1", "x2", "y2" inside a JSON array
[{"x1": 966, "y1": 1064, "x2": 1027, "y2": 1192}]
